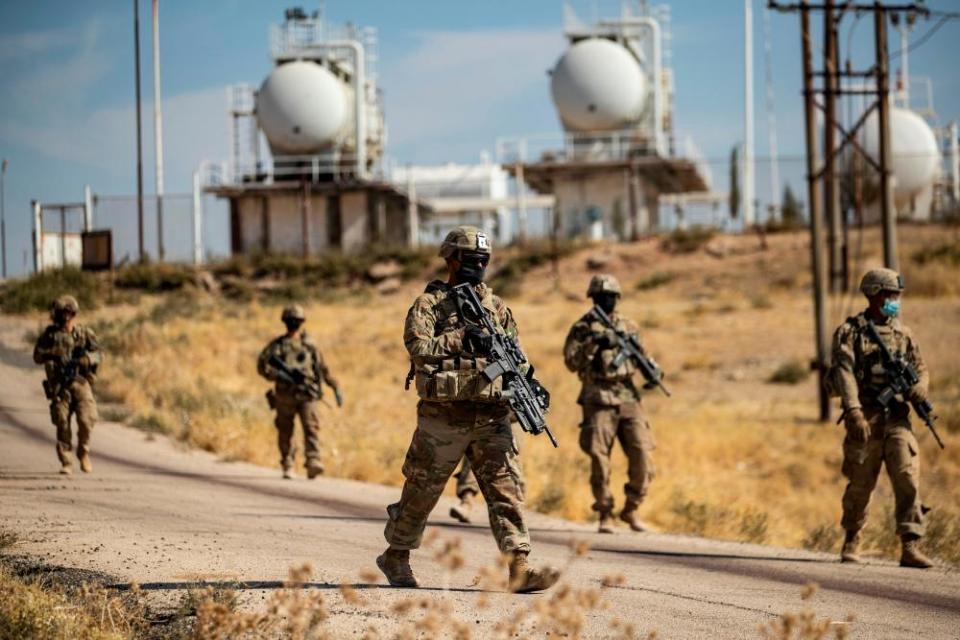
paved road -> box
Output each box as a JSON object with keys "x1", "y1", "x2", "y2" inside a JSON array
[{"x1": 1, "y1": 323, "x2": 958, "y2": 638}]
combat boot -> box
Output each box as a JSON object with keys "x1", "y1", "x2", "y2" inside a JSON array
[
  {"x1": 900, "y1": 536, "x2": 933, "y2": 569},
  {"x1": 306, "y1": 462, "x2": 324, "y2": 480},
  {"x1": 376, "y1": 548, "x2": 418, "y2": 588},
  {"x1": 59, "y1": 463, "x2": 73, "y2": 476},
  {"x1": 619, "y1": 508, "x2": 652, "y2": 532},
  {"x1": 840, "y1": 530, "x2": 861, "y2": 563},
  {"x1": 449, "y1": 494, "x2": 474, "y2": 524},
  {"x1": 598, "y1": 511, "x2": 616, "y2": 534},
  {"x1": 282, "y1": 465, "x2": 293, "y2": 480},
  {"x1": 508, "y1": 552, "x2": 560, "y2": 593},
  {"x1": 79, "y1": 454, "x2": 92, "y2": 474}
]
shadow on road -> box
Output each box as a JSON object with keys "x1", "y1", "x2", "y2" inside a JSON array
[{"x1": 110, "y1": 580, "x2": 488, "y2": 594}]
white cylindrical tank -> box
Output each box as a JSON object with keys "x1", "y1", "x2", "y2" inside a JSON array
[
  {"x1": 256, "y1": 60, "x2": 350, "y2": 155},
  {"x1": 859, "y1": 107, "x2": 940, "y2": 206},
  {"x1": 550, "y1": 38, "x2": 646, "y2": 132}
]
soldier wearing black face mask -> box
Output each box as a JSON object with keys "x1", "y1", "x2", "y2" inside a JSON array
[{"x1": 563, "y1": 275, "x2": 658, "y2": 534}]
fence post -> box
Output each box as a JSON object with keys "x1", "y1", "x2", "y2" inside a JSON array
[
  {"x1": 83, "y1": 185, "x2": 93, "y2": 232},
  {"x1": 32, "y1": 200, "x2": 42, "y2": 273}
]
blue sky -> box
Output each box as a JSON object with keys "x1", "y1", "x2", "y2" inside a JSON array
[{"x1": 1, "y1": 1, "x2": 958, "y2": 275}]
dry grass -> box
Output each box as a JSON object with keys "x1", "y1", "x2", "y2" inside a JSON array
[{"x1": 63, "y1": 225, "x2": 960, "y2": 564}]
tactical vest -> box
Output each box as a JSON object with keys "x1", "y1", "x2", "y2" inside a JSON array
[
  {"x1": 412, "y1": 286, "x2": 507, "y2": 404},
  {"x1": 827, "y1": 314, "x2": 908, "y2": 401},
  {"x1": 42, "y1": 325, "x2": 98, "y2": 385},
  {"x1": 273, "y1": 336, "x2": 323, "y2": 399}
]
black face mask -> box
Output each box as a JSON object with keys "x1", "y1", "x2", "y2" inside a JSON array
[
  {"x1": 284, "y1": 319, "x2": 304, "y2": 333},
  {"x1": 53, "y1": 311, "x2": 73, "y2": 327},
  {"x1": 456, "y1": 252, "x2": 489, "y2": 285},
  {"x1": 593, "y1": 293, "x2": 618, "y2": 315}
]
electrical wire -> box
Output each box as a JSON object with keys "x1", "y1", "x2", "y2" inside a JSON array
[{"x1": 889, "y1": 14, "x2": 954, "y2": 61}]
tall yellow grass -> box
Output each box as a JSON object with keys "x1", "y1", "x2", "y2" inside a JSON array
[{"x1": 86, "y1": 226, "x2": 960, "y2": 563}]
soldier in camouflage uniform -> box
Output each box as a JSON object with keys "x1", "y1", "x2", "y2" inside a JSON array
[
  {"x1": 377, "y1": 225, "x2": 559, "y2": 593},
  {"x1": 829, "y1": 268, "x2": 933, "y2": 569},
  {"x1": 257, "y1": 305, "x2": 341, "y2": 480},
  {"x1": 32, "y1": 295, "x2": 102, "y2": 475},
  {"x1": 563, "y1": 275, "x2": 656, "y2": 534}
]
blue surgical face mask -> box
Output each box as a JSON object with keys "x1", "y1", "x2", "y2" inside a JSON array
[{"x1": 881, "y1": 298, "x2": 901, "y2": 318}]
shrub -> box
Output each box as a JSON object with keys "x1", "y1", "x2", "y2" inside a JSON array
[
  {"x1": 0, "y1": 268, "x2": 101, "y2": 314},
  {"x1": 114, "y1": 262, "x2": 195, "y2": 292},
  {"x1": 636, "y1": 271, "x2": 676, "y2": 291},
  {"x1": 911, "y1": 240, "x2": 960, "y2": 267},
  {"x1": 768, "y1": 360, "x2": 810, "y2": 385},
  {"x1": 659, "y1": 226, "x2": 716, "y2": 254}
]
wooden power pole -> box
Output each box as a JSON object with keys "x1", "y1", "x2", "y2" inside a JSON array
[{"x1": 768, "y1": 0, "x2": 928, "y2": 421}]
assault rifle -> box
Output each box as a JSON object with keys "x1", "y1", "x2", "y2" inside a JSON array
[
  {"x1": 590, "y1": 305, "x2": 671, "y2": 397},
  {"x1": 268, "y1": 354, "x2": 325, "y2": 401},
  {"x1": 452, "y1": 283, "x2": 557, "y2": 448},
  {"x1": 46, "y1": 346, "x2": 86, "y2": 400},
  {"x1": 864, "y1": 320, "x2": 944, "y2": 449}
]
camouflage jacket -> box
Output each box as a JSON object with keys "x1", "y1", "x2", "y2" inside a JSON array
[
  {"x1": 405, "y1": 280, "x2": 519, "y2": 404},
  {"x1": 257, "y1": 332, "x2": 337, "y2": 401},
  {"x1": 32, "y1": 324, "x2": 102, "y2": 386},
  {"x1": 563, "y1": 309, "x2": 641, "y2": 406},
  {"x1": 830, "y1": 312, "x2": 928, "y2": 412}
]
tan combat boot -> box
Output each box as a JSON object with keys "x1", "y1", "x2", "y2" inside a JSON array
[
  {"x1": 59, "y1": 463, "x2": 73, "y2": 476},
  {"x1": 508, "y1": 552, "x2": 560, "y2": 594},
  {"x1": 900, "y1": 536, "x2": 933, "y2": 569},
  {"x1": 282, "y1": 465, "x2": 293, "y2": 480},
  {"x1": 449, "y1": 494, "x2": 474, "y2": 524},
  {"x1": 306, "y1": 462, "x2": 324, "y2": 480},
  {"x1": 598, "y1": 511, "x2": 616, "y2": 534},
  {"x1": 619, "y1": 508, "x2": 652, "y2": 532},
  {"x1": 79, "y1": 454, "x2": 93, "y2": 474},
  {"x1": 840, "y1": 530, "x2": 861, "y2": 563},
  {"x1": 376, "y1": 548, "x2": 418, "y2": 588}
]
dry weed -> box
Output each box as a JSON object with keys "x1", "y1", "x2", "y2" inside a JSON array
[{"x1": 758, "y1": 583, "x2": 855, "y2": 640}]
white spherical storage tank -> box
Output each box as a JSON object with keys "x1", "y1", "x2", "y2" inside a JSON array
[
  {"x1": 256, "y1": 60, "x2": 350, "y2": 155},
  {"x1": 550, "y1": 38, "x2": 646, "y2": 133},
  {"x1": 859, "y1": 107, "x2": 940, "y2": 206}
]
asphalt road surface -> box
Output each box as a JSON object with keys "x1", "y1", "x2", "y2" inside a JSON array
[{"x1": 1, "y1": 322, "x2": 958, "y2": 639}]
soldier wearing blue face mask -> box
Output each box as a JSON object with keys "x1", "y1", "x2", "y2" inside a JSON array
[{"x1": 827, "y1": 268, "x2": 933, "y2": 569}]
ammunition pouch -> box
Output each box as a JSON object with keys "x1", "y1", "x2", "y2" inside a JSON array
[
  {"x1": 414, "y1": 357, "x2": 506, "y2": 403},
  {"x1": 266, "y1": 389, "x2": 277, "y2": 410}
]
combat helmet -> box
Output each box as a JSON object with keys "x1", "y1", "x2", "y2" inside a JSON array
[
  {"x1": 859, "y1": 268, "x2": 904, "y2": 297},
  {"x1": 281, "y1": 304, "x2": 306, "y2": 323},
  {"x1": 586, "y1": 274, "x2": 622, "y2": 298},
  {"x1": 439, "y1": 225, "x2": 491, "y2": 259},
  {"x1": 51, "y1": 295, "x2": 79, "y2": 315}
]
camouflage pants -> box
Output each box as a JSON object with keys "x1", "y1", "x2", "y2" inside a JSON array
[
  {"x1": 453, "y1": 422, "x2": 525, "y2": 499},
  {"x1": 274, "y1": 394, "x2": 321, "y2": 469},
  {"x1": 49, "y1": 380, "x2": 98, "y2": 466},
  {"x1": 841, "y1": 408, "x2": 924, "y2": 538},
  {"x1": 579, "y1": 402, "x2": 655, "y2": 514},
  {"x1": 385, "y1": 402, "x2": 530, "y2": 553}
]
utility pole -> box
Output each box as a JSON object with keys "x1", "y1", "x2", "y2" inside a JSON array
[
  {"x1": 823, "y1": 0, "x2": 845, "y2": 292},
  {"x1": 744, "y1": 0, "x2": 756, "y2": 228},
  {"x1": 152, "y1": 0, "x2": 165, "y2": 261},
  {"x1": 0, "y1": 159, "x2": 7, "y2": 279},
  {"x1": 134, "y1": 0, "x2": 146, "y2": 262},
  {"x1": 874, "y1": 4, "x2": 898, "y2": 270},
  {"x1": 800, "y1": 2, "x2": 831, "y2": 422},
  {"x1": 768, "y1": 0, "x2": 928, "y2": 421}
]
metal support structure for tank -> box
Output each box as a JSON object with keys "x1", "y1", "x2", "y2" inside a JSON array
[
  {"x1": 823, "y1": 0, "x2": 846, "y2": 292},
  {"x1": 596, "y1": 18, "x2": 664, "y2": 156},
  {"x1": 800, "y1": 2, "x2": 831, "y2": 423},
  {"x1": 300, "y1": 180, "x2": 311, "y2": 258},
  {"x1": 762, "y1": 3, "x2": 782, "y2": 222},
  {"x1": 299, "y1": 41, "x2": 367, "y2": 179},
  {"x1": 32, "y1": 200, "x2": 42, "y2": 273},
  {"x1": 514, "y1": 161, "x2": 528, "y2": 245},
  {"x1": 874, "y1": 4, "x2": 897, "y2": 270},
  {"x1": 152, "y1": 0, "x2": 165, "y2": 261}
]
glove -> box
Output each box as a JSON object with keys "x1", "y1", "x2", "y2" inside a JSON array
[
  {"x1": 843, "y1": 408, "x2": 871, "y2": 443},
  {"x1": 463, "y1": 325, "x2": 493, "y2": 356},
  {"x1": 334, "y1": 387, "x2": 344, "y2": 408},
  {"x1": 595, "y1": 329, "x2": 618, "y2": 350}
]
